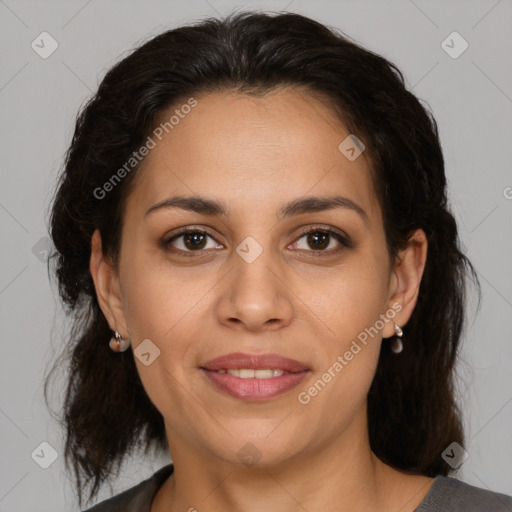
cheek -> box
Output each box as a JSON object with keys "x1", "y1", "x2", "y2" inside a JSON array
[
  {"x1": 297, "y1": 276, "x2": 385, "y2": 430},
  {"x1": 119, "y1": 249, "x2": 205, "y2": 342},
  {"x1": 295, "y1": 255, "x2": 388, "y2": 409},
  {"x1": 118, "y1": 255, "x2": 206, "y2": 421},
  {"x1": 299, "y1": 253, "x2": 390, "y2": 342}
]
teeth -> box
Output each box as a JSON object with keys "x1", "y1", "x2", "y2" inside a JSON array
[{"x1": 219, "y1": 368, "x2": 286, "y2": 378}]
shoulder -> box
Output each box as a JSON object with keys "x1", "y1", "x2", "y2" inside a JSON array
[
  {"x1": 82, "y1": 464, "x2": 174, "y2": 512},
  {"x1": 415, "y1": 474, "x2": 512, "y2": 512}
]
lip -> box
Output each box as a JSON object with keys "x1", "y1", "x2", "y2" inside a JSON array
[
  {"x1": 201, "y1": 368, "x2": 309, "y2": 401},
  {"x1": 200, "y1": 352, "x2": 310, "y2": 401},
  {"x1": 201, "y1": 352, "x2": 310, "y2": 372}
]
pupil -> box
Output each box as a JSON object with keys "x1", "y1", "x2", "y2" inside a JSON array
[
  {"x1": 308, "y1": 232, "x2": 328, "y2": 250},
  {"x1": 185, "y1": 233, "x2": 206, "y2": 250}
]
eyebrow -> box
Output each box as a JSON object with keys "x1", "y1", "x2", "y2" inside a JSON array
[{"x1": 145, "y1": 194, "x2": 369, "y2": 224}]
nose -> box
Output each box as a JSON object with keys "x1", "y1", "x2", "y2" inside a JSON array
[{"x1": 216, "y1": 249, "x2": 294, "y2": 332}]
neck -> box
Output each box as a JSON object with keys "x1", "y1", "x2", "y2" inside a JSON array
[{"x1": 152, "y1": 409, "x2": 434, "y2": 512}]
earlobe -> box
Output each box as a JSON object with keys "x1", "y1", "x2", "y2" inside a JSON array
[
  {"x1": 383, "y1": 229, "x2": 428, "y2": 339},
  {"x1": 89, "y1": 229, "x2": 129, "y2": 337}
]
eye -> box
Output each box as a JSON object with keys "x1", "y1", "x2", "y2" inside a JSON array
[
  {"x1": 289, "y1": 226, "x2": 351, "y2": 254},
  {"x1": 163, "y1": 227, "x2": 222, "y2": 256}
]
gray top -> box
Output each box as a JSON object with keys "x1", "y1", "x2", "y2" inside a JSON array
[{"x1": 83, "y1": 464, "x2": 512, "y2": 511}]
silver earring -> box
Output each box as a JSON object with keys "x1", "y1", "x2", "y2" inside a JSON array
[
  {"x1": 390, "y1": 323, "x2": 403, "y2": 354},
  {"x1": 109, "y1": 330, "x2": 131, "y2": 352}
]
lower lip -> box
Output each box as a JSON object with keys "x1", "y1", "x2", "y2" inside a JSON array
[{"x1": 201, "y1": 369, "x2": 309, "y2": 401}]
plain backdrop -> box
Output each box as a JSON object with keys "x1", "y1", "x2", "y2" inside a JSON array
[{"x1": 0, "y1": 1, "x2": 511, "y2": 510}]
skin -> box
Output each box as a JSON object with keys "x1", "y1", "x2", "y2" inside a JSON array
[{"x1": 90, "y1": 87, "x2": 432, "y2": 512}]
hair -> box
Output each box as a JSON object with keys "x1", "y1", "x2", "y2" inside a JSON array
[{"x1": 44, "y1": 9, "x2": 479, "y2": 508}]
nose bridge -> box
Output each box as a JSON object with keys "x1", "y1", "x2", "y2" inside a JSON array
[
  {"x1": 217, "y1": 233, "x2": 294, "y2": 330},
  {"x1": 233, "y1": 234, "x2": 280, "y2": 302}
]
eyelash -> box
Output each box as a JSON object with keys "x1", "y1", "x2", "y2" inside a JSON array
[{"x1": 161, "y1": 225, "x2": 352, "y2": 258}]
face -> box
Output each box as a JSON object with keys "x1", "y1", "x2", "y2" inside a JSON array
[{"x1": 99, "y1": 87, "x2": 407, "y2": 467}]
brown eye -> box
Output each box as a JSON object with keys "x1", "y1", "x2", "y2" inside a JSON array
[
  {"x1": 291, "y1": 227, "x2": 351, "y2": 253},
  {"x1": 164, "y1": 228, "x2": 223, "y2": 255},
  {"x1": 305, "y1": 231, "x2": 330, "y2": 250},
  {"x1": 181, "y1": 232, "x2": 208, "y2": 250}
]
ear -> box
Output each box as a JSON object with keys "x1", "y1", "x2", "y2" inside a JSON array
[
  {"x1": 89, "y1": 229, "x2": 129, "y2": 338},
  {"x1": 382, "y1": 229, "x2": 428, "y2": 339}
]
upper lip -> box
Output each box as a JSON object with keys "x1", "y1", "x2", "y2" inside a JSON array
[{"x1": 201, "y1": 352, "x2": 310, "y2": 372}]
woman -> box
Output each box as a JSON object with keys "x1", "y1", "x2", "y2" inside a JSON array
[{"x1": 45, "y1": 10, "x2": 512, "y2": 512}]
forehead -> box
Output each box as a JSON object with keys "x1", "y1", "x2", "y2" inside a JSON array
[{"x1": 124, "y1": 87, "x2": 380, "y2": 222}]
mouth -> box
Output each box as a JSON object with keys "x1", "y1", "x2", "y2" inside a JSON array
[
  {"x1": 200, "y1": 352, "x2": 310, "y2": 401},
  {"x1": 214, "y1": 368, "x2": 291, "y2": 378}
]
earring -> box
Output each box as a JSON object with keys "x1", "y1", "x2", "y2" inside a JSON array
[
  {"x1": 390, "y1": 323, "x2": 403, "y2": 354},
  {"x1": 109, "y1": 330, "x2": 131, "y2": 352}
]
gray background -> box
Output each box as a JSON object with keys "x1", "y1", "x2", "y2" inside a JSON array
[{"x1": 1, "y1": 0, "x2": 511, "y2": 510}]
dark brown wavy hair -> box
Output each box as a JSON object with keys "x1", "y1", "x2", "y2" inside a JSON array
[{"x1": 44, "y1": 10, "x2": 479, "y2": 508}]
